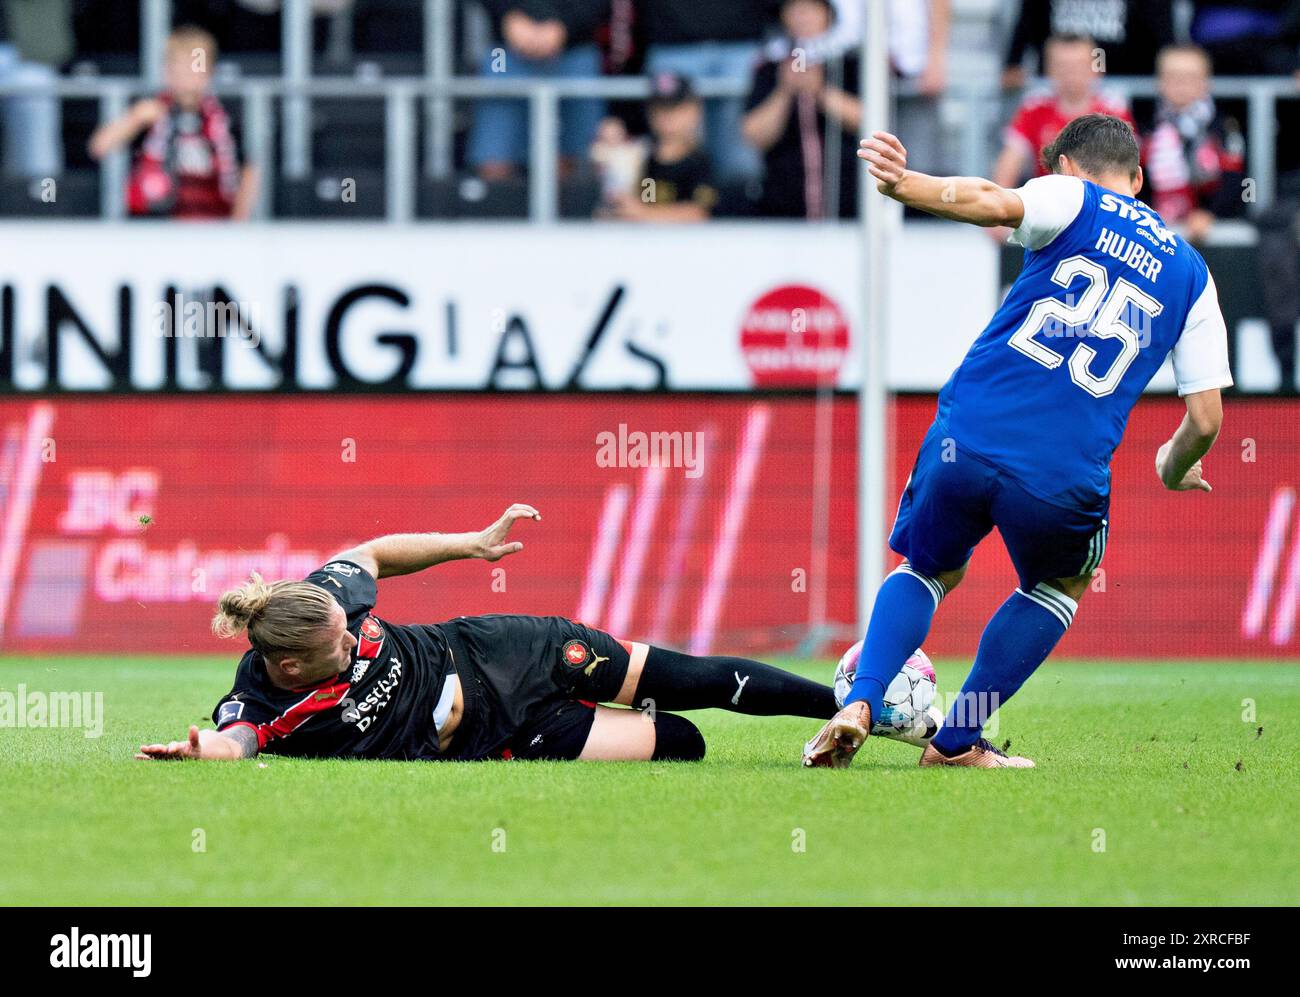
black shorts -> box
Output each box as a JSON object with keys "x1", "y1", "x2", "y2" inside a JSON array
[
  {"x1": 507, "y1": 698, "x2": 599, "y2": 761},
  {"x1": 440, "y1": 615, "x2": 632, "y2": 761}
]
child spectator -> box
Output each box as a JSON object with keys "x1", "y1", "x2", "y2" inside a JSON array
[
  {"x1": 597, "y1": 72, "x2": 718, "y2": 222},
  {"x1": 1142, "y1": 44, "x2": 1246, "y2": 242},
  {"x1": 88, "y1": 25, "x2": 258, "y2": 220},
  {"x1": 640, "y1": 0, "x2": 780, "y2": 182}
]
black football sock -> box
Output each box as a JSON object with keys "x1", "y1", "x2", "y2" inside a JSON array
[
  {"x1": 650, "y1": 712, "x2": 706, "y2": 761},
  {"x1": 633, "y1": 646, "x2": 837, "y2": 720}
]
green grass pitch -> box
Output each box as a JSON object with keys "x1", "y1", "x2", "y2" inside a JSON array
[{"x1": 1, "y1": 655, "x2": 1295, "y2": 905}]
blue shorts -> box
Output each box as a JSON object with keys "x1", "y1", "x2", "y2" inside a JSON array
[{"x1": 890, "y1": 421, "x2": 1109, "y2": 590}]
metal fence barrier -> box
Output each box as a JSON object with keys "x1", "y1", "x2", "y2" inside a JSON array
[
  {"x1": 0, "y1": 73, "x2": 1293, "y2": 223},
  {"x1": 2, "y1": 0, "x2": 1292, "y2": 220}
]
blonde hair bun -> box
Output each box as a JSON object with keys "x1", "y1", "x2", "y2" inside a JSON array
[{"x1": 211, "y1": 572, "x2": 275, "y2": 638}]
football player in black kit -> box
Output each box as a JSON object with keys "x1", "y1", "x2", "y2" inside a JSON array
[{"x1": 136, "y1": 504, "x2": 838, "y2": 763}]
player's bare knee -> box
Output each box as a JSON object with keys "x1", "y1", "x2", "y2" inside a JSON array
[
  {"x1": 935, "y1": 562, "x2": 969, "y2": 593},
  {"x1": 1046, "y1": 574, "x2": 1091, "y2": 603}
]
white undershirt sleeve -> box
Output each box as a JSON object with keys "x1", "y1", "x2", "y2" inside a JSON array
[
  {"x1": 1172, "y1": 273, "x2": 1233, "y2": 396},
  {"x1": 1007, "y1": 174, "x2": 1087, "y2": 250}
]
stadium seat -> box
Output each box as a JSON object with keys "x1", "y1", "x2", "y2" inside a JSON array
[
  {"x1": 0, "y1": 170, "x2": 100, "y2": 217},
  {"x1": 276, "y1": 168, "x2": 386, "y2": 219},
  {"x1": 712, "y1": 179, "x2": 763, "y2": 219},
  {"x1": 414, "y1": 177, "x2": 620, "y2": 220},
  {"x1": 418, "y1": 177, "x2": 528, "y2": 219},
  {"x1": 309, "y1": 98, "x2": 386, "y2": 170},
  {"x1": 559, "y1": 178, "x2": 601, "y2": 219}
]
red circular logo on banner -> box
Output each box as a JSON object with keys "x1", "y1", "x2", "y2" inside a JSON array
[{"x1": 740, "y1": 285, "x2": 850, "y2": 388}]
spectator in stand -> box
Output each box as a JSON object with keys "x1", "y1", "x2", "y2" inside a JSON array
[
  {"x1": 777, "y1": 1, "x2": 952, "y2": 176},
  {"x1": 88, "y1": 25, "x2": 259, "y2": 220},
  {"x1": 0, "y1": 0, "x2": 71, "y2": 179},
  {"x1": 741, "y1": 0, "x2": 861, "y2": 219},
  {"x1": 993, "y1": 33, "x2": 1135, "y2": 188},
  {"x1": 1003, "y1": 0, "x2": 1175, "y2": 87},
  {"x1": 468, "y1": 0, "x2": 611, "y2": 181},
  {"x1": 640, "y1": 0, "x2": 781, "y2": 183},
  {"x1": 1142, "y1": 44, "x2": 1246, "y2": 243},
  {"x1": 596, "y1": 72, "x2": 718, "y2": 222}
]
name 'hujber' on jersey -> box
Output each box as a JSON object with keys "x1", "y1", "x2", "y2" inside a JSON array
[
  {"x1": 933, "y1": 173, "x2": 1232, "y2": 511},
  {"x1": 1094, "y1": 228, "x2": 1163, "y2": 283}
]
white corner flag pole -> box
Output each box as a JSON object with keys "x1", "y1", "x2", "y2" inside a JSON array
[{"x1": 857, "y1": 0, "x2": 891, "y2": 634}]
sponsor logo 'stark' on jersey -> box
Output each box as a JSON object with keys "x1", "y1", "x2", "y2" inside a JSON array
[
  {"x1": 211, "y1": 560, "x2": 453, "y2": 759},
  {"x1": 938, "y1": 174, "x2": 1232, "y2": 509}
]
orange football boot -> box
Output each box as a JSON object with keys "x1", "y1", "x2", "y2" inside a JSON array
[
  {"x1": 918, "y1": 738, "x2": 1035, "y2": 768},
  {"x1": 802, "y1": 702, "x2": 872, "y2": 768}
]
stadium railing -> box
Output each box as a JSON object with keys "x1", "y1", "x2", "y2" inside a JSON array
[
  {"x1": 1, "y1": 0, "x2": 1294, "y2": 225},
  {"x1": 1, "y1": 72, "x2": 1292, "y2": 224}
]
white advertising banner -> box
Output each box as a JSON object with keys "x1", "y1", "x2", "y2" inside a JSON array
[{"x1": 0, "y1": 221, "x2": 998, "y2": 392}]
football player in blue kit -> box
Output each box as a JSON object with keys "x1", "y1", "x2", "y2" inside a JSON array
[{"x1": 803, "y1": 114, "x2": 1232, "y2": 769}]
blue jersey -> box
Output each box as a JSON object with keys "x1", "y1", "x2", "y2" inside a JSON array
[{"x1": 935, "y1": 174, "x2": 1232, "y2": 509}]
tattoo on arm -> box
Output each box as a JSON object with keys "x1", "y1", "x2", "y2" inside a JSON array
[{"x1": 224, "y1": 725, "x2": 259, "y2": 759}]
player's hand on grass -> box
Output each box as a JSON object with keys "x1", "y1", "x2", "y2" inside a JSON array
[
  {"x1": 136, "y1": 724, "x2": 205, "y2": 761},
  {"x1": 858, "y1": 131, "x2": 908, "y2": 195},
  {"x1": 1155, "y1": 441, "x2": 1212, "y2": 492},
  {"x1": 475, "y1": 503, "x2": 541, "y2": 561}
]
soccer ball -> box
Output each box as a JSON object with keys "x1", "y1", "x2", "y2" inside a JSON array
[{"x1": 833, "y1": 640, "x2": 943, "y2": 746}]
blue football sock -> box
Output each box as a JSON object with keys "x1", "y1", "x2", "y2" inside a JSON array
[
  {"x1": 931, "y1": 583, "x2": 1077, "y2": 756},
  {"x1": 844, "y1": 563, "x2": 945, "y2": 721}
]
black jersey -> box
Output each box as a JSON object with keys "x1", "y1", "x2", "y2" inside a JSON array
[
  {"x1": 211, "y1": 561, "x2": 456, "y2": 760},
  {"x1": 645, "y1": 148, "x2": 718, "y2": 211}
]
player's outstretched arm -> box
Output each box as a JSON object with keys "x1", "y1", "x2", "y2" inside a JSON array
[
  {"x1": 135, "y1": 724, "x2": 258, "y2": 761},
  {"x1": 858, "y1": 131, "x2": 1025, "y2": 228},
  {"x1": 330, "y1": 503, "x2": 542, "y2": 578},
  {"x1": 1155, "y1": 389, "x2": 1222, "y2": 492}
]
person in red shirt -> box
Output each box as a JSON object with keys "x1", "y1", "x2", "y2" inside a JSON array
[
  {"x1": 88, "y1": 25, "x2": 259, "y2": 220},
  {"x1": 988, "y1": 33, "x2": 1134, "y2": 241},
  {"x1": 994, "y1": 33, "x2": 1134, "y2": 186}
]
